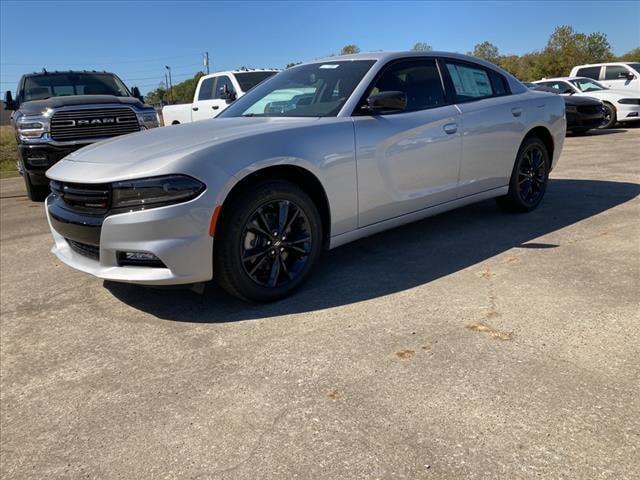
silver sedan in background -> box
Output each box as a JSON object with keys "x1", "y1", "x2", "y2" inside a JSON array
[{"x1": 45, "y1": 51, "x2": 566, "y2": 302}]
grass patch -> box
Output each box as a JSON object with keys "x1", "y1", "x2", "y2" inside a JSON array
[{"x1": 0, "y1": 125, "x2": 20, "y2": 178}]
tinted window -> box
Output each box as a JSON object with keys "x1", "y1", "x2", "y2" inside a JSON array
[
  {"x1": 214, "y1": 76, "x2": 234, "y2": 99},
  {"x1": 539, "y1": 81, "x2": 573, "y2": 93},
  {"x1": 369, "y1": 59, "x2": 445, "y2": 111},
  {"x1": 197, "y1": 78, "x2": 215, "y2": 100},
  {"x1": 628, "y1": 63, "x2": 640, "y2": 72},
  {"x1": 604, "y1": 65, "x2": 630, "y2": 80},
  {"x1": 489, "y1": 71, "x2": 510, "y2": 96},
  {"x1": 235, "y1": 71, "x2": 277, "y2": 92},
  {"x1": 576, "y1": 66, "x2": 601, "y2": 80},
  {"x1": 445, "y1": 62, "x2": 494, "y2": 101}
]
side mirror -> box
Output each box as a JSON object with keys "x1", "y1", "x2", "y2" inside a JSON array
[
  {"x1": 131, "y1": 86, "x2": 144, "y2": 102},
  {"x1": 620, "y1": 72, "x2": 636, "y2": 80},
  {"x1": 221, "y1": 84, "x2": 237, "y2": 101},
  {"x1": 562, "y1": 88, "x2": 574, "y2": 95},
  {"x1": 4, "y1": 91, "x2": 15, "y2": 111},
  {"x1": 363, "y1": 91, "x2": 407, "y2": 113}
]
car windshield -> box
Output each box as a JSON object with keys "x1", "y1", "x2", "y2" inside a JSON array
[
  {"x1": 570, "y1": 78, "x2": 607, "y2": 93},
  {"x1": 627, "y1": 63, "x2": 640, "y2": 72},
  {"x1": 221, "y1": 60, "x2": 376, "y2": 118},
  {"x1": 235, "y1": 71, "x2": 277, "y2": 92},
  {"x1": 23, "y1": 73, "x2": 131, "y2": 101}
]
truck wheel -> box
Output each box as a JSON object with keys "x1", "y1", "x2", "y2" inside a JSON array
[
  {"x1": 496, "y1": 137, "x2": 549, "y2": 213},
  {"x1": 23, "y1": 172, "x2": 49, "y2": 202},
  {"x1": 598, "y1": 102, "x2": 616, "y2": 129},
  {"x1": 213, "y1": 180, "x2": 323, "y2": 302}
]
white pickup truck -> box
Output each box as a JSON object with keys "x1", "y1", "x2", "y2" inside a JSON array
[{"x1": 162, "y1": 69, "x2": 278, "y2": 125}]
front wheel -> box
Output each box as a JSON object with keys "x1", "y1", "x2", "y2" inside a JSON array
[
  {"x1": 213, "y1": 180, "x2": 323, "y2": 302},
  {"x1": 598, "y1": 103, "x2": 616, "y2": 129},
  {"x1": 496, "y1": 137, "x2": 549, "y2": 213}
]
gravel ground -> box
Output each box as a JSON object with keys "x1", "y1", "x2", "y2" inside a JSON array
[{"x1": 1, "y1": 127, "x2": 639, "y2": 479}]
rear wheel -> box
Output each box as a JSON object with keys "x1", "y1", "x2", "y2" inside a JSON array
[
  {"x1": 598, "y1": 102, "x2": 616, "y2": 129},
  {"x1": 497, "y1": 137, "x2": 549, "y2": 213},
  {"x1": 23, "y1": 171, "x2": 49, "y2": 202},
  {"x1": 214, "y1": 180, "x2": 323, "y2": 302}
]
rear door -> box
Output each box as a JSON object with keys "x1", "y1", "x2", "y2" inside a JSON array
[
  {"x1": 442, "y1": 59, "x2": 527, "y2": 196},
  {"x1": 353, "y1": 58, "x2": 462, "y2": 226}
]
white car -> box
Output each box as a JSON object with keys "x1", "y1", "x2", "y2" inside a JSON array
[
  {"x1": 45, "y1": 51, "x2": 565, "y2": 302},
  {"x1": 162, "y1": 69, "x2": 278, "y2": 125},
  {"x1": 533, "y1": 77, "x2": 640, "y2": 129},
  {"x1": 570, "y1": 62, "x2": 640, "y2": 92}
]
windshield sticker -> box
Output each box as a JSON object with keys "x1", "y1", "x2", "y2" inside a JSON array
[{"x1": 319, "y1": 64, "x2": 340, "y2": 69}]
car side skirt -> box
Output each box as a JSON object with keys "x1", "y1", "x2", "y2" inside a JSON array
[{"x1": 329, "y1": 186, "x2": 509, "y2": 249}]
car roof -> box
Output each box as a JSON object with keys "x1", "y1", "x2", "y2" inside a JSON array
[
  {"x1": 573, "y1": 62, "x2": 632, "y2": 68},
  {"x1": 200, "y1": 69, "x2": 279, "y2": 80},
  {"x1": 309, "y1": 50, "x2": 499, "y2": 68}
]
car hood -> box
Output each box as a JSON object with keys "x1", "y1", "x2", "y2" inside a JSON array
[
  {"x1": 564, "y1": 95, "x2": 602, "y2": 106},
  {"x1": 19, "y1": 95, "x2": 148, "y2": 114},
  {"x1": 47, "y1": 116, "x2": 322, "y2": 182},
  {"x1": 575, "y1": 89, "x2": 633, "y2": 101}
]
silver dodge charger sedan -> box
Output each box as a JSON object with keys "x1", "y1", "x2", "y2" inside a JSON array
[{"x1": 45, "y1": 52, "x2": 566, "y2": 302}]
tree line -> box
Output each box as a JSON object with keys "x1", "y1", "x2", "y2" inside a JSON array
[{"x1": 146, "y1": 25, "x2": 638, "y2": 106}]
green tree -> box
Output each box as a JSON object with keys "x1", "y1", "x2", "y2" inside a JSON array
[
  {"x1": 412, "y1": 42, "x2": 432, "y2": 52},
  {"x1": 340, "y1": 44, "x2": 360, "y2": 55},
  {"x1": 617, "y1": 47, "x2": 640, "y2": 61},
  {"x1": 471, "y1": 41, "x2": 500, "y2": 62},
  {"x1": 542, "y1": 25, "x2": 614, "y2": 77}
]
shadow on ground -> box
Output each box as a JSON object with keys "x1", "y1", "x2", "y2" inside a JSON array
[{"x1": 106, "y1": 179, "x2": 639, "y2": 323}]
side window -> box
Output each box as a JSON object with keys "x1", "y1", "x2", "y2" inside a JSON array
[
  {"x1": 604, "y1": 65, "x2": 629, "y2": 80},
  {"x1": 488, "y1": 71, "x2": 510, "y2": 96},
  {"x1": 214, "y1": 76, "x2": 234, "y2": 99},
  {"x1": 197, "y1": 78, "x2": 214, "y2": 101},
  {"x1": 445, "y1": 62, "x2": 495, "y2": 101},
  {"x1": 576, "y1": 66, "x2": 601, "y2": 80},
  {"x1": 369, "y1": 59, "x2": 446, "y2": 111}
]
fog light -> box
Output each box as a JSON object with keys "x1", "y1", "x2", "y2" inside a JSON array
[
  {"x1": 117, "y1": 251, "x2": 166, "y2": 268},
  {"x1": 26, "y1": 156, "x2": 48, "y2": 167}
]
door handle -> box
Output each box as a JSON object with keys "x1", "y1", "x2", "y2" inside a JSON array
[
  {"x1": 511, "y1": 107, "x2": 523, "y2": 117},
  {"x1": 192, "y1": 107, "x2": 199, "y2": 111},
  {"x1": 212, "y1": 105, "x2": 219, "y2": 110},
  {"x1": 443, "y1": 123, "x2": 457, "y2": 134}
]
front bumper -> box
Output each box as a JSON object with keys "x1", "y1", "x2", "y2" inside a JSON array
[
  {"x1": 46, "y1": 194, "x2": 214, "y2": 285},
  {"x1": 617, "y1": 103, "x2": 640, "y2": 122},
  {"x1": 566, "y1": 111, "x2": 604, "y2": 130},
  {"x1": 19, "y1": 144, "x2": 84, "y2": 183}
]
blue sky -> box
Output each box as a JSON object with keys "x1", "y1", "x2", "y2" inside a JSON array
[{"x1": 1, "y1": 1, "x2": 639, "y2": 95}]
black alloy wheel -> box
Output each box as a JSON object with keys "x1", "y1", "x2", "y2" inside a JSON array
[
  {"x1": 598, "y1": 103, "x2": 616, "y2": 129},
  {"x1": 517, "y1": 143, "x2": 547, "y2": 206},
  {"x1": 214, "y1": 179, "x2": 322, "y2": 302},
  {"x1": 240, "y1": 200, "x2": 312, "y2": 288},
  {"x1": 497, "y1": 136, "x2": 550, "y2": 213}
]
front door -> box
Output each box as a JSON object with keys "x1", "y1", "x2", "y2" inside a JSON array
[{"x1": 353, "y1": 58, "x2": 462, "y2": 227}]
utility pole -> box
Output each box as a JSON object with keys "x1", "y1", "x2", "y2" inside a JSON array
[
  {"x1": 165, "y1": 65, "x2": 173, "y2": 103},
  {"x1": 164, "y1": 73, "x2": 169, "y2": 103},
  {"x1": 204, "y1": 52, "x2": 210, "y2": 74}
]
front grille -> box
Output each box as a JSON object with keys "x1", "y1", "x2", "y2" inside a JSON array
[
  {"x1": 50, "y1": 180, "x2": 111, "y2": 214},
  {"x1": 66, "y1": 239, "x2": 99, "y2": 260},
  {"x1": 577, "y1": 105, "x2": 603, "y2": 115},
  {"x1": 50, "y1": 107, "x2": 139, "y2": 141}
]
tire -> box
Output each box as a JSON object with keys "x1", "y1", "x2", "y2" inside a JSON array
[
  {"x1": 598, "y1": 102, "x2": 616, "y2": 129},
  {"x1": 213, "y1": 180, "x2": 323, "y2": 302},
  {"x1": 23, "y1": 171, "x2": 49, "y2": 202},
  {"x1": 496, "y1": 136, "x2": 550, "y2": 213}
]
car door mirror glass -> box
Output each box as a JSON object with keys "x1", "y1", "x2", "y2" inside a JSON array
[
  {"x1": 364, "y1": 91, "x2": 407, "y2": 113},
  {"x1": 4, "y1": 90, "x2": 15, "y2": 110}
]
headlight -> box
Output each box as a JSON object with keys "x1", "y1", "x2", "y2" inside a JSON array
[
  {"x1": 111, "y1": 175, "x2": 205, "y2": 212},
  {"x1": 136, "y1": 110, "x2": 160, "y2": 129},
  {"x1": 617, "y1": 98, "x2": 640, "y2": 105},
  {"x1": 565, "y1": 106, "x2": 577, "y2": 113},
  {"x1": 16, "y1": 117, "x2": 48, "y2": 139}
]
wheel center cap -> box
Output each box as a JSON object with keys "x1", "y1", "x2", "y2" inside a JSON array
[{"x1": 273, "y1": 240, "x2": 282, "y2": 248}]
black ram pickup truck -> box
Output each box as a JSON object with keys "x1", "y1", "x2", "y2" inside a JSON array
[{"x1": 4, "y1": 71, "x2": 159, "y2": 201}]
